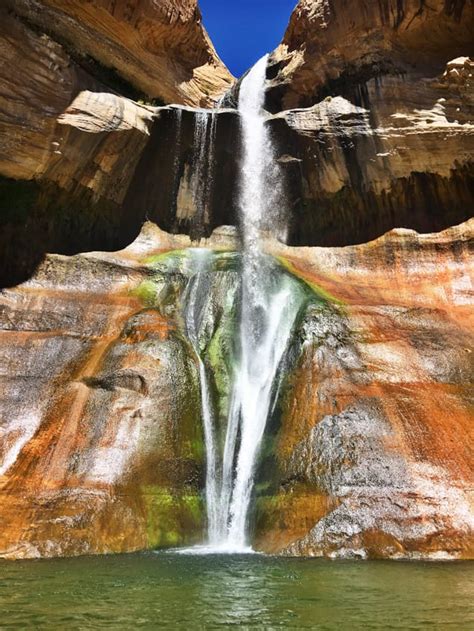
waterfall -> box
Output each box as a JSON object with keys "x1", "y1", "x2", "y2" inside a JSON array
[
  {"x1": 236, "y1": 54, "x2": 286, "y2": 250},
  {"x1": 217, "y1": 55, "x2": 304, "y2": 550},
  {"x1": 183, "y1": 249, "x2": 221, "y2": 543},
  {"x1": 192, "y1": 111, "x2": 218, "y2": 229},
  {"x1": 182, "y1": 56, "x2": 305, "y2": 553}
]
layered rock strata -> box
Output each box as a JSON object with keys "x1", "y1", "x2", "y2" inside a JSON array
[
  {"x1": 261, "y1": 1, "x2": 474, "y2": 245},
  {"x1": 272, "y1": 61, "x2": 474, "y2": 245},
  {"x1": 116, "y1": 60, "x2": 474, "y2": 249},
  {"x1": 268, "y1": 0, "x2": 474, "y2": 111},
  {"x1": 5, "y1": 0, "x2": 232, "y2": 106},
  {"x1": 0, "y1": 3, "x2": 233, "y2": 286},
  {"x1": 1, "y1": 1, "x2": 472, "y2": 287},
  {"x1": 0, "y1": 0, "x2": 472, "y2": 562}
]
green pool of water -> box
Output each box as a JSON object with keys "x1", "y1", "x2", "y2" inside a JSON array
[{"x1": 0, "y1": 553, "x2": 472, "y2": 629}]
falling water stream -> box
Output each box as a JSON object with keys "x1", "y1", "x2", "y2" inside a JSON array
[
  {"x1": 220, "y1": 55, "x2": 305, "y2": 550},
  {"x1": 183, "y1": 249, "x2": 221, "y2": 543},
  {"x1": 183, "y1": 55, "x2": 306, "y2": 552},
  {"x1": 187, "y1": 110, "x2": 219, "y2": 228}
]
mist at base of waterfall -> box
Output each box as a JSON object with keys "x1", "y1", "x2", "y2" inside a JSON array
[{"x1": 168, "y1": 543, "x2": 257, "y2": 556}]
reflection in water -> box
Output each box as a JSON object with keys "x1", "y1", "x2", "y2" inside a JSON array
[
  {"x1": 199, "y1": 556, "x2": 270, "y2": 625},
  {"x1": 0, "y1": 553, "x2": 473, "y2": 629}
]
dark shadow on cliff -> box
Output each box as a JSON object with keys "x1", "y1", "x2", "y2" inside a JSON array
[
  {"x1": 0, "y1": 176, "x2": 145, "y2": 288},
  {"x1": 1, "y1": 104, "x2": 472, "y2": 287},
  {"x1": 284, "y1": 165, "x2": 474, "y2": 248},
  {"x1": 122, "y1": 107, "x2": 240, "y2": 242}
]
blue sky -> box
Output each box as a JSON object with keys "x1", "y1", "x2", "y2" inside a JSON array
[{"x1": 199, "y1": 0, "x2": 297, "y2": 77}]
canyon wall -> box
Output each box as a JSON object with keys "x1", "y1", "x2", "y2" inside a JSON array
[
  {"x1": 256, "y1": 221, "x2": 474, "y2": 559},
  {"x1": 0, "y1": 0, "x2": 472, "y2": 559},
  {"x1": 267, "y1": 0, "x2": 474, "y2": 111},
  {"x1": 1, "y1": 1, "x2": 472, "y2": 285},
  {"x1": 266, "y1": 0, "x2": 474, "y2": 245},
  {"x1": 5, "y1": 0, "x2": 233, "y2": 106},
  {"x1": 272, "y1": 60, "x2": 474, "y2": 246},
  {"x1": 0, "y1": 226, "x2": 210, "y2": 558},
  {"x1": 107, "y1": 55, "x2": 474, "y2": 248},
  {"x1": 0, "y1": 1, "x2": 233, "y2": 286}
]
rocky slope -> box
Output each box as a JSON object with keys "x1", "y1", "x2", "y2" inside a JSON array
[
  {"x1": 0, "y1": 221, "x2": 472, "y2": 559},
  {"x1": 0, "y1": 226, "x2": 207, "y2": 558},
  {"x1": 256, "y1": 220, "x2": 474, "y2": 559}
]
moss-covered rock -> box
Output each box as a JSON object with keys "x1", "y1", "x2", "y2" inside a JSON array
[{"x1": 141, "y1": 488, "x2": 204, "y2": 548}]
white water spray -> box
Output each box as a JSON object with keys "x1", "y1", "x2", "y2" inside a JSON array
[
  {"x1": 183, "y1": 56, "x2": 305, "y2": 553},
  {"x1": 216, "y1": 55, "x2": 304, "y2": 550},
  {"x1": 183, "y1": 249, "x2": 221, "y2": 543}
]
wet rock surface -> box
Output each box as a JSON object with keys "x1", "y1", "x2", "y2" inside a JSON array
[
  {"x1": 0, "y1": 226, "x2": 208, "y2": 558},
  {"x1": 253, "y1": 220, "x2": 474, "y2": 558},
  {"x1": 0, "y1": 221, "x2": 473, "y2": 559},
  {"x1": 0, "y1": 0, "x2": 472, "y2": 561}
]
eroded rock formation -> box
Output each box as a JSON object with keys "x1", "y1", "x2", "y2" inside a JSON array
[
  {"x1": 1, "y1": 1, "x2": 472, "y2": 285},
  {"x1": 256, "y1": 220, "x2": 474, "y2": 559},
  {"x1": 0, "y1": 2, "x2": 233, "y2": 286},
  {"x1": 0, "y1": 221, "x2": 472, "y2": 559},
  {"x1": 263, "y1": 1, "x2": 474, "y2": 244},
  {"x1": 0, "y1": 0, "x2": 472, "y2": 561},
  {"x1": 0, "y1": 226, "x2": 207, "y2": 558},
  {"x1": 273, "y1": 61, "x2": 474, "y2": 245},
  {"x1": 5, "y1": 0, "x2": 233, "y2": 106},
  {"x1": 267, "y1": 0, "x2": 474, "y2": 111}
]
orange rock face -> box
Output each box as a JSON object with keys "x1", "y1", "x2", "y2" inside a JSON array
[
  {"x1": 0, "y1": 227, "x2": 206, "y2": 558},
  {"x1": 254, "y1": 221, "x2": 474, "y2": 559},
  {"x1": 0, "y1": 0, "x2": 472, "y2": 562},
  {"x1": 0, "y1": 222, "x2": 472, "y2": 559}
]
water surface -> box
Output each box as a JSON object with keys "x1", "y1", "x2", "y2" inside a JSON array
[{"x1": 1, "y1": 553, "x2": 473, "y2": 629}]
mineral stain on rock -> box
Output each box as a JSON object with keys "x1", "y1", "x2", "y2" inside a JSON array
[{"x1": 0, "y1": 219, "x2": 472, "y2": 559}]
